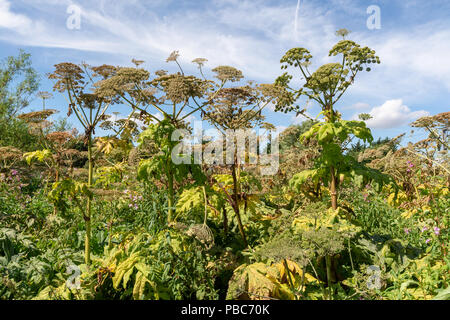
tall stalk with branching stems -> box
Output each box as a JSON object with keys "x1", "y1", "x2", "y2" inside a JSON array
[
  {"x1": 199, "y1": 67, "x2": 283, "y2": 247},
  {"x1": 37, "y1": 91, "x2": 53, "y2": 111},
  {"x1": 94, "y1": 53, "x2": 227, "y2": 223},
  {"x1": 94, "y1": 53, "x2": 281, "y2": 235},
  {"x1": 273, "y1": 29, "x2": 392, "y2": 210},
  {"x1": 48, "y1": 63, "x2": 116, "y2": 265}
]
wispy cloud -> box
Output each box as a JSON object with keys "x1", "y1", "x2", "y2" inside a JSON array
[
  {"x1": 0, "y1": 0, "x2": 44, "y2": 34},
  {"x1": 0, "y1": 0, "x2": 448, "y2": 133}
]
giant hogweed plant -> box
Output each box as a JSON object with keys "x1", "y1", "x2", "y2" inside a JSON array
[
  {"x1": 137, "y1": 118, "x2": 206, "y2": 224},
  {"x1": 195, "y1": 67, "x2": 283, "y2": 247},
  {"x1": 93, "y1": 53, "x2": 218, "y2": 223},
  {"x1": 47, "y1": 63, "x2": 120, "y2": 265},
  {"x1": 93, "y1": 52, "x2": 217, "y2": 130},
  {"x1": 96, "y1": 52, "x2": 280, "y2": 240},
  {"x1": 273, "y1": 30, "x2": 395, "y2": 210}
]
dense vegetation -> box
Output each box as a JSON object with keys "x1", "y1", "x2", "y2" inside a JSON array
[{"x1": 0, "y1": 32, "x2": 448, "y2": 300}]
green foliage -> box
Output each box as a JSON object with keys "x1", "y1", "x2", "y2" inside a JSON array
[
  {"x1": 0, "y1": 48, "x2": 448, "y2": 301},
  {"x1": 23, "y1": 149, "x2": 53, "y2": 165},
  {"x1": 35, "y1": 230, "x2": 219, "y2": 300},
  {"x1": 226, "y1": 262, "x2": 293, "y2": 300},
  {"x1": 0, "y1": 51, "x2": 40, "y2": 150},
  {"x1": 94, "y1": 162, "x2": 126, "y2": 188},
  {"x1": 47, "y1": 179, "x2": 93, "y2": 215},
  {"x1": 277, "y1": 38, "x2": 396, "y2": 209},
  {"x1": 0, "y1": 50, "x2": 40, "y2": 118},
  {"x1": 137, "y1": 119, "x2": 205, "y2": 185}
]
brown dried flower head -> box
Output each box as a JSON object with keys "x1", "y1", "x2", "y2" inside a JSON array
[
  {"x1": 155, "y1": 70, "x2": 168, "y2": 77},
  {"x1": 28, "y1": 121, "x2": 52, "y2": 136},
  {"x1": 61, "y1": 148, "x2": 81, "y2": 158},
  {"x1": 94, "y1": 67, "x2": 150, "y2": 99},
  {"x1": 0, "y1": 146, "x2": 23, "y2": 162},
  {"x1": 192, "y1": 58, "x2": 208, "y2": 68},
  {"x1": 90, "y1": 64, "x2": 117, "y2": 79},
  {"x1": 206, "y1": 86, "x2": 265, "y2": 129},
  {"x1": 131, "y1": 59, "x2": 145, "y2": 67},
  {"x1": 18, "y1": 109, "x2": 58, "y2": 123},
  {"x1": 154, "y1": 74, "x2": 208, "y2": 104},
  {"x1": 37, "y1": 91, "x2": 53, "y2": 100},
  {"x1": 166, "y1": 50, "x2": 180, "y2": 62},
  {"x1": 46, "y1": 131, "x2": 73, "y2": 145},
  {"x1": 258, "y1": 83, "x2": 294, "y2": 107},
  {"x1": 78, "y1": 93, "x2": 102, "y2": 109},
  {"x1": 212, "y1": 66, "x2": 244, "y2": 82},
  {"x1": 411, "y1": 111, "x2": 449, "y2": 129},
  {"x1": 48, "y1": 63, "x2": 85, "y2": 93}
]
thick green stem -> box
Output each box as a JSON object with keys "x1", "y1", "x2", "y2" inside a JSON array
[
  {"x1": 231, "y1": 164, "x2": 248, "y2": 247},
  {"x1": 222, "y1": 206, "x2": 228, "y2": 235},
  {"x1": 85, "y1": 132, "x2": 93, "y2": 265},
  {"x1": 167, "y1": 161, "x2": 174, "y2": 224},
  {"x1": 325, "y1": 255, "x2": 333, "y2": 300},
  {"x1": 330, "y1": 166, "x2": 338, "y2": 210}
]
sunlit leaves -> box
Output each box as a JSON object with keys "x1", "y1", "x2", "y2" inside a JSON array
[
  {"x1": 289, "y1": 169, "x2": 323, "y2": 192},
  {"x1": 95, "y1": 162, "x2": 126, "y2": 187},
  {"x1": 23, "y1": 149, "x2": 52, "y2": 165},
  {"x1": 301, "y1": 120, "x2": 373, "y2": 146},
  {"x1": 47, "y1": 178, "x2": 93, "y2": 214},
  {"x1": 137, "y1": 119, "x2": 205, "y2": 186}
]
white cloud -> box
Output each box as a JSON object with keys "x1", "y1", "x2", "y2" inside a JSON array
[
  {"x1": 0, "y1": 0, "x2": 338, "y2": 81},
  {"x1": 2, "y1": 0, "x2": 448, "y2": 99},
  {"x1": 0, "y1": 0, "x2": 447, "y2": 129},
  {"x1": 0, "y1": 0, "x2": 43, "y2": 34},
  {"x1": 358, "y1": 99, "x2": 429, "y2": 129}
]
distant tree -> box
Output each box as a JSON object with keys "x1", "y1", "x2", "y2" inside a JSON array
[
  {"x1": 0, "y1": 50, "x2": 40, "y2": 118},
  {"x1": 279, "y1": 121, "x2": 317, "y2": 151},
  {"x1": 0, "y1": 51, "x2": 40, "y2": 150}
]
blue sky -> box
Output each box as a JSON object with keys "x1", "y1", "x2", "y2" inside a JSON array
[{"x1": 1, "y1": 0, "x2": 449, "y2": 142}]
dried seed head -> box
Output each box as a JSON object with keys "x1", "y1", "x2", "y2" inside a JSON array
[
  {"x1": 154, "y1": 74, "x2": 208, "y2": 104},
  {"x1": 18, "y1": 110, "x2": 58, "y2": 123},
  {"x1": 166, "y1": 50, "x2": 180, "y2": 62},
  {"x1": 155, "y1": 69, "x2": 168, "y2": 77},
  {"x1": 37, "y1": 91, "x2": 53, "y2": 100},
  {"x1": 46, "y1": 131, "x2": 73, "y2": 145},
  {"x1": 131, "y1": 58, "x2": 145, "y2": 67},
  {"x1": 94, "y1": 67, "x2": 150, "y2": 99},
  {"x1": 0, "y1": 146, "x2": 22, "y2": 162},
  {"x1": 91, "y1": 64, "x2": 117, "y2": 79},
  {"x1": 212, "y1": 66, "x2": 244, "y2": 82},
  {"x1": 49, "y1": 62, "x2": 85, "y2": 92},
  {"x1": 192, "y1": 58, "x2": 208, "y2": 68},
  {"x1": 78, "y1": 93, "x2": 101, "y2": 109}
]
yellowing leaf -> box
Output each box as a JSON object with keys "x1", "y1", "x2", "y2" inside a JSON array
[{"x1": 226, "y1": 263, "x2": 282, "y2": 300}]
